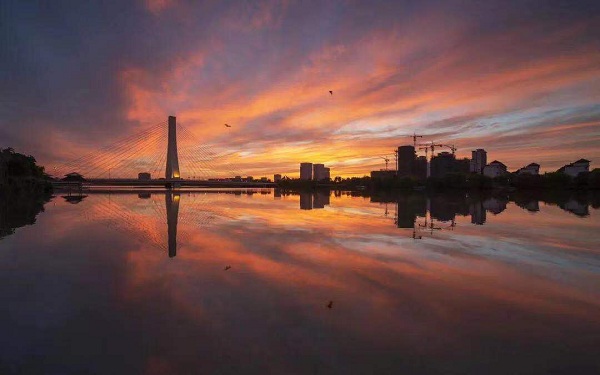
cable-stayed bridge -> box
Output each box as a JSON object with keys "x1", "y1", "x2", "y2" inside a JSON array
[{"x1": 53, "y1": 116, "x2": 274, "y2": 187}]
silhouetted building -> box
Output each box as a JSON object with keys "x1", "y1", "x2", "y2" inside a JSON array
[
  {"x1": 313, "y1": 164, "x2": 331, "y2": 181},
  {"x1": 430, "y1": 152, "x2": 455, "y2": 178},
  {"x1": 483, "y1": 160, "x2": 508, "y2": 178},
  {"x1": 138, "y1": 172, "x2": 151, "y2": 180},
  {"x1": 455, "y1": 158, "x2": 470, "y2": 174},
  {"x1": 414, "y1": 156, "x2": 427, "y2": 179},
  {"x1": 557, "y1": 159, "x2": 590, "y2": 177},
  {"x1": 300, "y1": 163, "x2": 313, "y2": 180},
  {"x1": 470, "y1": 149, "x2": 487, "y2": 174},
  {"x1": 397, "y1": 146, "x2": 416, "y2": 177},
  {"x1": 516, "y1": 163, "x2": 540, "y2": 175},
  {"x1": 274, "y1": 174, "x2": 282, "y2": 182}
]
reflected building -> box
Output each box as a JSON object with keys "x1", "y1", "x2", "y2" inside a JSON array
[
  {"x1": 523, "y1": 200, "x2": 540, "y2": 212},
  {"x1": 62, "y1": 195, "x2": 87, "y2": 204},
  {"x1": 300, "y1": 192, "x2": 312, "y2": 210},
  {"x1": 313, "y1": 190, "x2": 330, "y2": 208},
  {"x1": 274, "y1": 188, "x2": 282, "y2": 198},
  {"x1": 560, "y1": 199, "x2": 589, "y2": 217},
  {"x1": 483, "y1": 197, "x2": 508, "y2": 215},
  {"x1": 469, "y1": 201, "x2": 486, "y2": 225},
  {"x1": 396, "y1": 194, "x2": 427, "y2": 228},
  {"x1": 138, "y1": 192, "x2": 151, "y2": 199}
]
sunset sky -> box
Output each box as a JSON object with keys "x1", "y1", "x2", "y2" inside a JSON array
[{"x1": 1, "y1": 0, "x2": 599, "y2": 178}]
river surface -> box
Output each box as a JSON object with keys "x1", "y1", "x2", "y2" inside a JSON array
[{"x1": 1, "y1": 188, "x2": 599, "y2": 374}]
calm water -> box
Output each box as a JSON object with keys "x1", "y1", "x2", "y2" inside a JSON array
[{"x1": 1, "y1": 188, "x2": 599, "y2": 374}]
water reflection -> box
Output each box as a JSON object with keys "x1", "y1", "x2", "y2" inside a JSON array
[
  {"x1": 1, "y1": 188, "x2": 599, "y2": 373},
  {"x1": 166, "y1": 192, "x2": 180, "y2": 258},
  {"x1": 0, "y1": 190, "x2": 51, "y2": 240}
]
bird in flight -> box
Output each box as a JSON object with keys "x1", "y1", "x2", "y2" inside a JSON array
[
  {"x1": 224, "y1": 124, "x2": 231, "y2": 128},
  {"x1": 329, "y1": 90, "x2": 333, "y2": 95},
  {"x1": 224, "y1": 265, "x2": 231, "y2": 271},
  {"x1": 327, "y1": 301, "x2": 333, "y2": 309}
]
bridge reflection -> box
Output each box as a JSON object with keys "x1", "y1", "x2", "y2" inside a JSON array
[
  {"x1": 71, "y1": 189, "x2": 264, "y2": 257},
  {"x1": 166, "y1": 191, "x2": 179, "y2": 258}
]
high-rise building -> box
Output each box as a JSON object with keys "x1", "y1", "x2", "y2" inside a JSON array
[
  {"x1": 300, "y1": 163, "x2": 313, "y2": 180},
  {"x1": 313, "y1": 164, "x2": 325, "y2": 180},
  {"x1": 430, "y1": 152, "x2": 456, "y2": 178},
  {"x1": 470, "y1": 149, "x2": 487, "y2": 174},
  {"x1": 312, "y1": 164, "x2": 331, "y2": 181},
  {"x1": 414, "y1": 156, "x2": 428, "y2": 179},
  {"x1": 397, "y1": 146, "x2": 416, "y2": 177}
]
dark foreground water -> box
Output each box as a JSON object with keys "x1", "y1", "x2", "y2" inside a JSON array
[{"x1": 1, "y1": 188, "x2": 599, "y2": 374}]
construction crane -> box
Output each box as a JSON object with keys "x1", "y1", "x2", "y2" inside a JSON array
[
  {"x1": 407, "y1": 132, "x2": 424, "y2": 148},
  {"x1": 443, "y1": 144, "x2": 457, "y2": 155},
  {"x1": 419, "y1": 141, "x2": 444, "y2": 155},
  {"x1": 418, "y1": 141, "x2": 443, "y2": 178},
  {"x1": 379, "y1": 155, "x2": 390, "y2": 171}
]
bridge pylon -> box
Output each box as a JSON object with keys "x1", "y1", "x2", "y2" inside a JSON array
[{"x1": 165, "y1": 115, "x2": 180, "y2": 181}]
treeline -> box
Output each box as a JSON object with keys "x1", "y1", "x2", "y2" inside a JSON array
[
  {"x1": 0, "y1": 148, "x2": 53, "y2": 194},
  {"x1": 278, "y1": 169, "x2": 600, "y2": 191},
  {"x1": 372, "y1": 170, "x2": 600, "y2": 190},
  {"x1": 276, "y1": 176, "x2": 371, "y2": 190}
]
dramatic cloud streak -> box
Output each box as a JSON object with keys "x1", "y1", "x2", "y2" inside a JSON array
[{"x1": 1, "y1": 0, "x2": 599, "y2": 177}]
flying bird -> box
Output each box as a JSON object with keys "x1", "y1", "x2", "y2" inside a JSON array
[
  {"x1": 327, "y1": 301, "x2": 333, "y2": 309},
  {"x1": 224, "y1": 265, "x2": 231, "y2": 271},
  {"x1": 329, "y1": 90, "x2": 333, "y2": 95},
  {"x1": 224, "y1": 124, "x2": 231, "y2": 128}
]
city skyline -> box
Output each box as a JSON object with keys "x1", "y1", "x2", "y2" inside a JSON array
[{"x1": 2, "y1": 1, "x2": 599, "y2": 178}]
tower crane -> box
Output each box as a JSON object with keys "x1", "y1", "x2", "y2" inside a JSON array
[
  {"x1": 379, "y1": 155, "x2": 390, "y2": 171},
  {"x1": 418, "y1": 141, "x2": 443, "y2": 178},
  {"x1": 419, "y1": 141, "x2": 444, "y2": 155},
  {"x1": 443, "y1": 144, "x2": 457, "y2": 155},
  {"x1": 407, "y1": 133, "x2": 424, "y2": 148}
]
